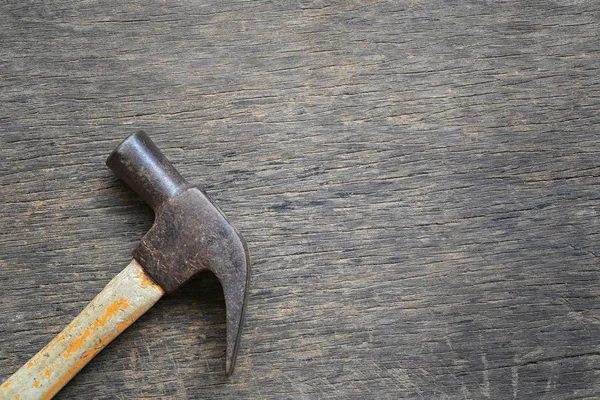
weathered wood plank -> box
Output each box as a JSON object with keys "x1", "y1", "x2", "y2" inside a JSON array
[{"x1": 1, "y1": 1, "x2": 599, "y2": 398}]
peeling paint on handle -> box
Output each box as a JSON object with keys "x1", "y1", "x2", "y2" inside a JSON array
[{"x1": 0, "y1": 260, "x2": 164, "y2": 400}]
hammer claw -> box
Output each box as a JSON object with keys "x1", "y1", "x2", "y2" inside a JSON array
[{"x1": 214, "y1": 232, "x2": 251, "y2": 375}]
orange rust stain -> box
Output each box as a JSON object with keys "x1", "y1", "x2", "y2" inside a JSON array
[
  {"x1": 42, "y1": 331, "x2": 118, "y2": 400},
  {"x1": 1, "y1": 381, "x2": 10, "y2": 388},
  {"x1": 27, "y1": 354, "x2": 44, "y2": 369},
  {"x1": 116, "y1": 306, "x2": 148, "y2": 332},
  {"x1": 15, "y1": 395, "x2": 20, "y2": 400},
  {"x1": 136, "y1": 270, "x2": 164, "y2": 291},
  {"x1": 32, "y1": 380, "x2": 41, "y2": 388},
  {"x1": 41, "y1": 333, "x2": 66, "y2": 356},
  {"x1": 63, "y1": 297, "x2": 129, "y2": 358},
  {"x1": 31, "y1": 355, "x2": 42, "y2": 366},
  {"x1": 25, "y1": 331, "x2": 68, "y2": 371},
  {"x1": 45, "y1": 368, "x2": 52, "y2": 379}
]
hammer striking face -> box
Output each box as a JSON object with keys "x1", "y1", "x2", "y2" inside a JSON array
[{"x1": 0, "y1": 132, "x2": 251, "y2": 400}]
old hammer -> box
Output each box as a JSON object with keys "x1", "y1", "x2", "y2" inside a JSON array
[{"x1": 0, "y1": 132, "x2": 251, "y2": 399}]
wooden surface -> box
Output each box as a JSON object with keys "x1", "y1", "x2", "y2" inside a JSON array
[{"x1": 0, "y1": 1, "x2": 598, "y2": 399}]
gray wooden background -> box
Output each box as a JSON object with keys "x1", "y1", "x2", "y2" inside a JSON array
[{"x1": 1, "y1": 1, "x2": 599, "y2": 399}]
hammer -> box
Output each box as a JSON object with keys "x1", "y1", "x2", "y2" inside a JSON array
[{"x1": 0, "y1": 132, "x2": 251, "y2": 400}]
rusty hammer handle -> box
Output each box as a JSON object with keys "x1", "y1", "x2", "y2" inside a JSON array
[{"x1": 0, "y1": 261, "x2": 164, "y2": 400}]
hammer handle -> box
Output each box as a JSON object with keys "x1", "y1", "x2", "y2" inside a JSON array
[{"x1": 0, "y1": 260, "x2": 164, "y2": 400}]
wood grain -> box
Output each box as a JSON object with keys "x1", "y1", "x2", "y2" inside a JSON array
[{"x1": 1, "y1": 1, "x2": 599, "y2": 399}]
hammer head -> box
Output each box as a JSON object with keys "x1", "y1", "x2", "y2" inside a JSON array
[{"x1": 106, "y1": 131, "x2": 250, "y2": 375}]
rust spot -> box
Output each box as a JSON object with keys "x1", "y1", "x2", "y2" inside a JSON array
[
  {"x1": 25, "y1": 332, "x2": 68, "y2": 371},
  {"x1": 42, "y1": 331, "x2": 118, "y2": 400},
  {"x1": 116, "y1": 306, "x2": 147, "y2": 332},
  {"x1": 40, "y1": 333, "x2": 66, "y2": 355},
  {"x1": 45, "y1": 368, "x2": 52, "y2": 379},
  {"x1": 32, "y1": 380, "x2": 41, "y2": 388},
  {"x1": 136, "y1": 270, "x2": 163, "y2": 291},
  {"x1": 63, "y1": 297, "x2": 129, "y2": 358},
  {"x1": 1, "y1": 381, "x2": 10, "y2": 388}
]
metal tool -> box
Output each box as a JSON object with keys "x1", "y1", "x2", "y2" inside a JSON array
[{"x1": 0, "y1": 132, "x2": 251, "y2": 400}]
